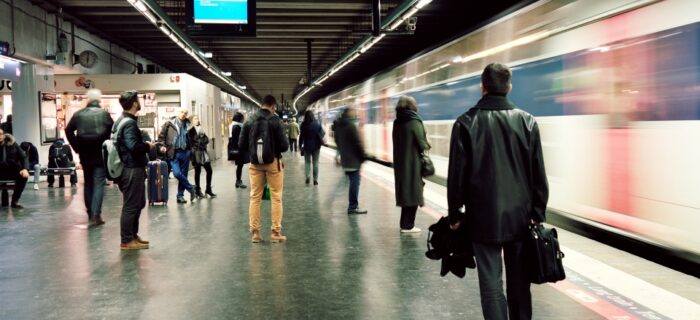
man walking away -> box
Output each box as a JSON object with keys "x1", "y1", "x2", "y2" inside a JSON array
[
  {"x1": 238, "y1": 95, "x2": 289, "y2": 243},
  {"x1": 334, "y1": 107, "x2": 368, "y2": 215},
  {"x1": 0, "y1": 129, "x2": 29, "y2": 209},
  {"x1": 299, "y1": 110, "x2": 325, "y2": 185},
  {"x1": 288, "y1": 119, "x2": 300, "y2": 153},
  {"x1": 158, "y1": 107, "x2": 196, "y2": 204},
  {"x1": 447, "y1": 63, "x2": 549, "y2": 320},
  {"x1": 115, "y1": 90, "x2": 155, "y2": 250},
  {"x1": 65, "y1": 88, "x2": 114, "y2": 225}
]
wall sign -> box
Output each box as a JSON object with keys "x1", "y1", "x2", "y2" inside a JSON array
[{"x1": 0, "y1": 80, "x2": 11, "y2": 92}]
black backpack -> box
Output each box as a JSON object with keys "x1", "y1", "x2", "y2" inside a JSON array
[
  {"x1": 76, "y1": 108, "x2": 109, "y2": 143},
  {"x1": 250, "y1": 113, "x2": 276, "y2": 165},
  {"x1": 50, "y1": 143, "x2": 73, "y2": 167}
]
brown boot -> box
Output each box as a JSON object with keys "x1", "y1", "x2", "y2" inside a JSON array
[
  {"x1": 135, "y1": 235, "x2": 149, "y2": 244},
  {"x1": 251, "y1": 230, "x2": 262, "y2": 243},
  {"x1": 270, "y1": 230, "x2": 287, "y2": 243},
  {"x1": 120, "y1": 240, "x2": 148, "y2": 250}
]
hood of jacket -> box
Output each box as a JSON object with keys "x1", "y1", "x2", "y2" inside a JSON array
[
  {"x1": 395, "y1": 109, "x2": 422, "y2": 123},
  {"x1": 2, "y1": 133, "x2": 16, "y2": 146}
]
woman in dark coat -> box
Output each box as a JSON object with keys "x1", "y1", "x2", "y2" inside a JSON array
[
  {"x1": 299, "y1": 110, "x2": 325, "y2": 185},
  {"x1": 229, "y1": 112, "x2": 249, "y2": 189},
  {"x1": 393, "y1": 95, "x2": 431, "y2": 233},
  {"x1": 188, "y1": 115, "x2": 216, "y2": 198}
]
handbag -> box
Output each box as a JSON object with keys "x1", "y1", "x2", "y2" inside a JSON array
[
  {"x1": 420, "y1": 152, "x2": 435, "y2": 177},
  {"x1": 527, "y1": 224, "x2": 566, "y2": 284}
]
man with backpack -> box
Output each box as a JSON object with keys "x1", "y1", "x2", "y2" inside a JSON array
[
  {"x1": 47, "y1": 138, "x2": 77, "y2": 188},
  {"x1": 113, "y1": 90, "x2": 155, "y2": 250},
  {"x1": 238, "y1": 95, "x2": 289, "y2": 243},
  {"x1": 158, "y1": 107, "x2": 196, "y2": 204},
  {"x1": 65, "y1": 88, "x2": 114, "y2": 225}
]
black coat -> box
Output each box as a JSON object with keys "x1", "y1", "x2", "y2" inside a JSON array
[
  {"x1": 188, "y1": 126, "x2": 210, "y2": 165},
  {"x1": 299, "y1": 120, "x2": 325, "y2": 153},
  {"x1": 19, "y1": 142, "x2": 39, "y2": 168},
  {"x1": 115, "y1": 113, "x2": 149, "y2": 168},
  {"x1": 0, "y1": 133, "x2": 28, "y2": 173},
  {"x1": 447, "y1": 94, "x2": 549, "y2": 244},
  {"x1": 229, "y1": 122, "x2": 249, "y2": 165},
  {"x1": 64, "y1": 101, "x2": 114, "y2": 166},
  {"x1": 333, "y1": 116, "x2": 365, "y2": 170},
  {"x1": 392, "y1": 110, "x2": 430, "y2": 207},
  {"x1": 238, "y1": 109, "x2": 289, "y2": 160},
  {"x1": 425, "y1": 216, "x2": 475, "y2": 278}
]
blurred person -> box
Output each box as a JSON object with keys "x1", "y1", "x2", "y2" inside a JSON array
[
  {"x1": 447, "y1": 63, "x2": 549, "y2": 320},
  {"x1": 238, "y1": 95, "x2": 289, "y2": 243},
  {"x1": 392, "y1": 96, "x2": 430, "y2": 233},
  {"x1": 299, "y1": 110, "x2": 325, "y2": 185},
  {"x1": 229, "y1": 112, "x2": 249, "y2": 189},
  {"x1": 0, "y1": 114, "x2": 12, "y2": 134},
  {"x1": 115, "y1": 90, "x2": 155, "y2": 250},
  {"x1": 188, "y1": 114, "x2": 216, "y2": 198},
  {"x1": 334, "y1": 107, "x2": 367, "y2": 214},
  {"x1": 288, "y1": 118, "x2": 300, "y2": 153},
  {"x1": 64, "y1": 88, "x2": 114, "y2": 225},
  {"x1": 158, "y1": 107, "x2": 196, "y2": 204},
  {"x1": 0, "y1": 128, "x2": 29, "y2": 209},
  {"x1": 19, "y1": 141, "x2": 40, "y2": 190},
  {"x1": 47, "y1": 138, "x2": 77, "y2": 188}
]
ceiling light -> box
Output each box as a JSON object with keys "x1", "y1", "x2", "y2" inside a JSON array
[
  {"x1": 134, "y1": 1, "x2": 148, "y2": 12},
  {"x1": 201, "y1": 52, "x2": 213, "y2": 58},
  {"x1": 221, "y1": 71, "x2": 232, "y2": 77},
  {"x1": 239, "y1": 86, "x2": 246, "y2": 90},
  {"x1": 142, "y1": 11, "x2": 157, "y2": 24},
  {"x1": 416, "y1": 0, "x2": 433, "y2": 9},
  {"x1": 159, "y1": 25, "x2": 171, "y2": 36}
]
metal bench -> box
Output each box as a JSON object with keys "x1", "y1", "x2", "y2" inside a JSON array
[
  {"x1": 0, "y1": 180, "x2": 15, "y2": 207},
  {"x1": 27, "y1": 166, "x2": 77, "y2": 190}
]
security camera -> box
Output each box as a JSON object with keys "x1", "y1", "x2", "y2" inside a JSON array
[{"x1": 406, "y1": 17, "x2": 418, "y2": 31}]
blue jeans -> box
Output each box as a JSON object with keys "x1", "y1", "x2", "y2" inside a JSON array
[
  {"x1": 345, "y1": 170, "x2": 360, "y2": 211},
  {"x1": 83, "y1": 164, "x2": 107, "y2": 219},
  {"x1": 171, "y1": 149, "x2": 193, "y2": 198}
]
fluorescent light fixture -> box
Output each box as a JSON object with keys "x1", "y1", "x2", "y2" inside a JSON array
[
  {"x1": 360, "y1": 33, "x2": 386, "y2": 53},
  {"x1": 388, "y1": 18, "x2": 405, "y2": 31},
  {"x1": 175, "y1": 39, "x2": 185, "y2": 49},
  {"x1": 416, "y1": 0, "x2": 433, "y2": 9},
  {"x1": 143, "y1": 11, "x2": 158, "y2": 24},
  {"x1": 221, "y1": 71, "x2": 232, "y2": 77},
  {"x1": 239, "y1": 86, "x2": 246, "y2": 90},
  {"x1": 159, "y1": 25, "x2": 171, "y2": 36},
  {"x1": 134, "y1": 1, "x2": 148, "y2": 12},
  {"x1": 201, "y1": 52, "x2": 213, "y2": 58}
]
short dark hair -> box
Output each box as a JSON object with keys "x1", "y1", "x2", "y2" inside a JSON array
[
  {"x1": 481, "y1": 63, "x2": 512, "y2": 95},
  {"x1": 262, "y1": 95, "x2": 277, "y2": 107},
  {"x1": 119, "y1": 90, "x2": 139, "y2": 109},
  {"x1": 233, "y1": 112, "x2": 244, "y2": 123},
  {"x1": 304, "y1": 110, "x2": 315, "y2": 123}
]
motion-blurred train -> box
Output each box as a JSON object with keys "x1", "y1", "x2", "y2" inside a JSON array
[{"x1": 308, "y1": 0, "x2": 700, "y2": 260}]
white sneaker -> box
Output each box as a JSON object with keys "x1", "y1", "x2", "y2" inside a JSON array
[
  {"x1": 33, "y1": 184, "x2": 39, "y2": 190},
  {"x1": 400, "y1": 227, "x2": 422, "y2": 233}
]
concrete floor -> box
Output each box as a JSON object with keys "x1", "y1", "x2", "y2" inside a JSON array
[{"x1": 1, "y1": 153, "x2": 605, "y2": 319}]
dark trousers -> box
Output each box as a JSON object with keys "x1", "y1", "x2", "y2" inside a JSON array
[
  {"x1": 472, "y1": 241, "x2": 532, "y2": 320},
  {"x1": 400, "y1": 206, "x2": 418, "y2": 229},
  {"x1": 193, "y1": 162, "x2": 213, "y2": 192},
  {"x1": 289, "y1": 139, "x2": 297, "y2": 152},
  {"x1": 118, "y1": 167, "x2": 146, "y2": 244},
  {"x1": 82, "y1": 163, "x2": 106, "y2": 219},
  {"x1": 170, "y1": 149, "x2": 193, "y2": 198},
  {"x1": 0, "y1": 171, "x2": 27, "y2": 203},
  {"x1": 345, "y1": 170, "x2": 360, "y2": 211},
  {"x1": 47, "y1": 162, "x2": 77, "y2": 186},
  {"x1": 236, "y1": 164, "x2": 244, "y2": 182}
]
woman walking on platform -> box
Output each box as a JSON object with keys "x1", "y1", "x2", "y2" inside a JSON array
[
  {"x1": 229, "y1": 112, "x2": 249, "y2": 189},
  {"x1": 189, "y1": 115, "x2": 217, "y2": 198},
  {"x1": 392, "y1": 96, "x2": 430, "y2": 233},
  {"x1": 299, "y1": 110, "x2": 325, "y2": 185}
]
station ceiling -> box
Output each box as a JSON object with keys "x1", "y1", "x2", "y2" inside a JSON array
[{"x1": 30, "y1": 0, "x2": 531, "y2": 109}]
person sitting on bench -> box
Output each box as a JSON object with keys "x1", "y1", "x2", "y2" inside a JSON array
[
  {"x1": 0, "y1": 128, "x2": 29, "y2": 209},
  {"x1": 19, "y1": 141, "x2": 41, "y2": 190},
  {"x1": 47, "y1": 138, "x2": 77, "y2": 188}
]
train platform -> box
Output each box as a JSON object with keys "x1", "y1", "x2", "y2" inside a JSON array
[{"x1": 1, "y1": 148, "x2": 698, "y2": 319}]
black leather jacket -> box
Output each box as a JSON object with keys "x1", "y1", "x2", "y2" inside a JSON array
[
  {"x1": 64, "y1": 101, "x2": 114, "y2": 166},
  {"x1": 447, "y1": 94, "x2": 549, "y2": 244},
  {"x1": 115, "y1": 113, "x2": 148, "y2": 168}
]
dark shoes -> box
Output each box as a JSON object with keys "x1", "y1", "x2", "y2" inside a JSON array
[
  {"x1": 10, "y1": 202, "x2": 24, "y2": 209},
  {"x1": 235, "y1": 180, "x2": 247, "y2": 189},
  {"x1": 348, "y1": 208, "x2": 367, "y2": 214},
  {"x1": 190, "y1": 192, "x2": 197, "y2": 203},
  {"x1": 305, "y1": 178, "x2": 310, "y2": 185},
  {"x1": 313, "y1": 181, "x2": 318, "y2": 186},
  {"x1": 195, "y1": 190, "x2": 206, "y2": 199},
  {"x1": 177, "y1": 197, "x2": 187, "y2": 204},
  {"x1": 205, "y1": 190, "x2": 217, "y2": 198},
  {"x1": 93, "y1": 217, "x2": 105, "y2": 225}
]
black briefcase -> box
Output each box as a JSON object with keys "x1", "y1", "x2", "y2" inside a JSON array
[{"x1": 527, "y1": 224, "x2": 566, "y2": 284}]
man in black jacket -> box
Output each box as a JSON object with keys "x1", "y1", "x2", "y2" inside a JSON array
[
  {"x1": 447, "y1": 63, "x2": 549, "y2": 320},
  {"x1": 0, "y1": 129, "x2": 29, "y2": 209},
  {"x1": 238, "y1": 95, "x2": 289, "y2": 243},
  {"x1": 115, "y1": 90, "x2": 155, "y2": 250},
  {"x1": 65, "y1": 88, "x2": 114, "y2": 225},
  {"x1": 333, "y1": 107, "x2": 367, "y2": 214}
]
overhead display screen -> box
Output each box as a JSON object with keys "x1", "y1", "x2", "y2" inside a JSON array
[{"x1": 193, "y1": 0, "x2": 248, "y2": 24}]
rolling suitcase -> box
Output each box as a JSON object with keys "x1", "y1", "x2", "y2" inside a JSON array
[{"x1": 147, "y1": 160, "x2": 168, "y2": 206}]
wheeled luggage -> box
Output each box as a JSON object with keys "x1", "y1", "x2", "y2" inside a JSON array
[{"x1": 147, "y1": 160, "x2": 168, "y2": 206}]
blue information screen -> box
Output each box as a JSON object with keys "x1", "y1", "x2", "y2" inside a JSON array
[{"x1": 193, "y1": 0, "x2": 248, "y2": 24}]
